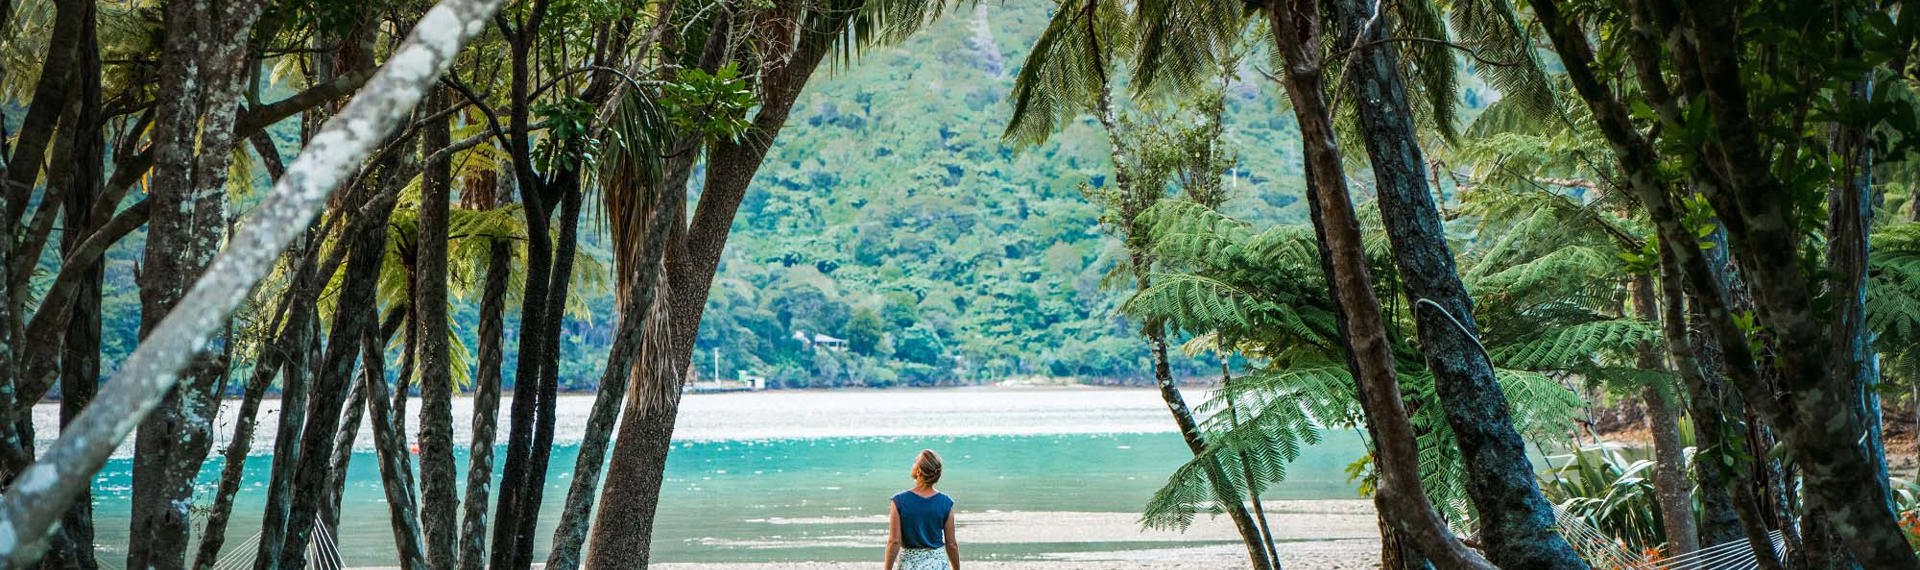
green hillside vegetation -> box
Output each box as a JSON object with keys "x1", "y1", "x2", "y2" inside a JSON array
[
  {"x1": 674, "y1": 2, "x2": 1324, "y2": 387},
  {"x1": 51, "y1": 1, "x2": 1332, "y2": 390}
]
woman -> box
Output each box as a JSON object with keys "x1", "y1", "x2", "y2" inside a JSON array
[{"x1": 885, "y1": 449, "x2": 959, "y2": 570}]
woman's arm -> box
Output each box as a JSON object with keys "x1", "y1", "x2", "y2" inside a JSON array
[
  {"x1": 944, "y1": 509, "x2": 960, "y2": 570},
  {"x1": 885, "y1": 501, "x2": 902, "y2": 570}
]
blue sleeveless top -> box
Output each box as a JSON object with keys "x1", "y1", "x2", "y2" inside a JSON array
[{"x1": 892, "y1": 490, "x2": 954, "y2": 549}]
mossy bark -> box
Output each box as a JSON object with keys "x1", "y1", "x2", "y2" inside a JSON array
[{"x1": 1329, "y1": 0, "x2": 1586, "y2": 566}]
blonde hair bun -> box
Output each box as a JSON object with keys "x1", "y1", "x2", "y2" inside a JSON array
[{"x1": 913, "y1": 449, "x2": 943, "y2": 485}]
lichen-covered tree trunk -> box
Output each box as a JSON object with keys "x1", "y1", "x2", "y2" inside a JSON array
[
  {"x1": 1330, "y1": 1, "x2": 1585, "y2": 566},
  {"x1": 457, "y1": 238, "x2": 512, "y2": 570},
  {"x1": 1266, "y1": 1, "x2": 1492, "y2": 566},
  {"x1": 128, "y1": 1, "x2": 268, "y2": 567},
  {"x1": 415, "y1": 86, "x2": 461, "y2": 570},
  {"x1": 360, "y1": 316, "x2": 429, "y2": 570}
]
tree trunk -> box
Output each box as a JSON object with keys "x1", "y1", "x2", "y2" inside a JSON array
[
  {"x1": 490, "y1": 23, "x2": 557, "y2": 560},
  {"x1": 321, "y1": 363, "x2": 366, "y2": 536},
  {"x1": 1630, "y1": 275, "x2": 1701, "y2": 556},
  {"x1": 1223, "y1": 364, "x2": 1282, "y2": 569},
  {"x1": 44, "y1": 7, "x2": 104, "y2": 566},
  {"x1": 324, "y1": 304, "x2": 405, "y2": 536},
  {"x1": 0, "y1": 0, "x2": 501, "y2": 559},
  {"x1": 1266, "y1": 2, "x2": 1494, "y2": 567},
  {"x1": 1146, "y1": 329, "x2": 1273, "y2": 570},
  {"x1": 208, "y1": 211, "x2": 347, "y2": 570},
  {"x1": 128, "y1": 1, "x2": 267, "y2": 567},
  {"x1": 194, "y1": 301, "x2": 295, "y2": 570},
  {"x1": 2, "y1": 0, "x2": 87, "y2": 222},
  {"x1": 277, "y1": 173, "x2": 403, "y2": 569},
  {"x1": 547, "y1": 263, "x2": 670, "y2": 570},
  {"x1": 1656, "y1": 239, "x2": 1779, "y2": 555},
  {"x1": 254, "y1": 234, "x2": 334, "y2": 570},
  {"x1": 586, "y1": 3, "x2": 852, "y2": 565},
  {"x1": 255, "y1": 308, "x2": 320, "y2": 570},
  {"x1": 1376, "y1": 504, "x2": 1433, "y2": 570},
  {"x1": 458, "y1": 238, "x2": 512, "y2": 570},
  {"x1": 1802, "y1": 79, "x2": 1883, "y2": 570},
  {"x1": 514, "y1": 182, "x2": 583, "y2": 568},
  {"x1": 414, "y1": 85, "x2": 461, "y2": 570},
  {"x1": 393, "y1": 303, "x2": 416, "y2": 442},
  {"x1": 1331, "y1": 2, "x2": 1585, "y2": 566},
  {"x1": 360, "y1": 314, "x2": 429, "y2": 570}
]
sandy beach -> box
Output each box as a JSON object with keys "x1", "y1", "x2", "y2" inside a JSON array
[
  {"x1": 653, "y1": 540, "x2": 1380, "y2": 569},
  {"x1": 631, "y1": 501, "x2": 1375, "y2": 569},
  {"x1": 342, "y1": 500, "x2": 1381, "y2": 569}
]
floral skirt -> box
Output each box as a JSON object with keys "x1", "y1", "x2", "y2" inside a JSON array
[{"x1": 898, "y1": 547, "x2": 950, "y2": 570}]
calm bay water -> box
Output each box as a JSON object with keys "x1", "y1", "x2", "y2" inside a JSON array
[{"x1": 66, "y1": 387, "x2": 1368, "y2": 565}]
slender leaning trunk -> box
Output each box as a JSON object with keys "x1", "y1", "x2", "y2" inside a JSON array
[
  {"x1": 1330, "y1": 1, "x2": 1585, "y2": 565},
  {"x1": 360, "y1": 317, "x2": 429, "y2": 569},
  {"x1": 548, "y1": 160, "x2": 685, "y2": 568},
  {"x1": 491, "y1": 157, "x2": 554, "y2": 570},
  {"x1": 277, "y1": 177, "x2": 402, "y2": 569},
  {"x1": 320, "y1": 355, "x2": 367, "y2": 535},
  {"x1": 1630, "y1": 275, "x2": 1700, "y2": 556},
  {"x1": 1145, "y1": 326, "x2": 1273, "y2": 570},
  {"x1": 1266, "y1": 1, "x2": 1493, "y2": 566},
  {"x1": 194, "y1": 302, "x2": 294, "y2": 570}
]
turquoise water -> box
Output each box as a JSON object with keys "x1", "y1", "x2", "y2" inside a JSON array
[{"x1": 75, "y1": 388, "x2": 1371, "y2": 565}]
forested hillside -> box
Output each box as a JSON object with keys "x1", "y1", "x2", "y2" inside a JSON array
[
  {"x1": 49, "y1": 1, "x2": 1314, "y2": 389},
  {"x1": 49, "y1": 1, "x2": 1502, "y2": 390},
  {"x1": 683, "y1": 2, "x2": 1316, "y2": 387}
]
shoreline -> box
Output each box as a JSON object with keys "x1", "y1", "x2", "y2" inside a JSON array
[{"x1": 346, "y1": 501, "x2": 1385, "y2": 569}]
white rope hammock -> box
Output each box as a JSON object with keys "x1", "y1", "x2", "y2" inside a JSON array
[
  {"x1": 1553, "y1": 504, "x2": 1788, "y2": 570},
  {"x1": 89, "y1": 510, "x2": 347, "y2": 570}
]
